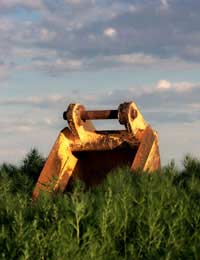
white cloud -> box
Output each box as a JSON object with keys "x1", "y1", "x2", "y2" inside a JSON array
[
  {"x1": 112, "y1": 53, "x2": 158, "y2": 65},
  {"x1": 12, "y1": 50, "x2": 200, "y2": 76},
  {"x1": 157, "y1": 80, "x2": 171, "y2": 90},
  {"x1": 0, "y1": 0, "x2": 200, "y2": 78},
  {"x1": 32, "y1": 58, "x2": 83, "y2": 74},
  {"x1": 0, "y1": 0, "x2": 43, "y2": 9},
  {"x1": 64, "y1": 0, "x2": 81, "y2": 4},
  {"x1": 55, "y1": 58, "x2": 82, "y2": 69},
  {"x1": 0, "y1": 94, "x2": 98, "y2": 109},
  {"x1": 0, "y1": 80, "x2": 199, "y2": 165},
  {"x1": 39, "y1": 28, "x2": 56, "y2": 41},
  {"x1": 17, "y1": 125, "x2": 32, "y2": 133},
  {"x1": 1, "y1": 80, "x2": 198, "y2": 109},
  {"x1": 103, "y1": 27, "x2": 117, "y2": 38},
  {"x1": 172, "y1": 82, "x2": 197, "y2": 92},
  {"x1": 13, "y1": 47, "x2": 57, "y2": 58},
  {"x1": 0, "y1": 95, "x2": 65, "y2": 106},
  {"x1": 156, "y1": 80, "x2": 197, "y2": 92},
  {"x1": 160, "y1": 0, "x2": 169, "y2": 9},
  {"x1": 129, "y1": 5, "x2": 138, "y2": 13},
  {"x1": 1, "y1": 0, "x2": 200, "y2": 71}
]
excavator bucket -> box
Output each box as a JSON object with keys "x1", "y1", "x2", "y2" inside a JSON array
[{"x1": 33, "y1": 101, "x2": 161, "y2": 199}]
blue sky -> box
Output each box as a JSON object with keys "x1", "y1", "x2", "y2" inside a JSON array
[{"x1": 0, "y1": 0, "x2": 200, "y2": 166}]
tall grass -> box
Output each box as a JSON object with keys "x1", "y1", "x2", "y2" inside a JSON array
[{"x1": 0, "y1": 149, "x2": 200, "y2": 259}]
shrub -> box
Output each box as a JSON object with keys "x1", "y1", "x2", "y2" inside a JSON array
[{"x1": 0, "y1": 152, "x2": 200, "y2": 259}]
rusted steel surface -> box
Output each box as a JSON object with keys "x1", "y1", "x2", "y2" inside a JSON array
[
  {"x1": 32, "y1": 128, "x2": 78, "y2": 199},
  {"x1": 33, "y1": 101, "x2": 161, "y2": 198},
  {"x1": 131, "y1": 126, "x2": 155, "y2": 172},
  {"x1": 81, "y1": 110, "x2": 118, "y2": 120},
  {"x1": 70, "y1": 131, "x2": 139, "y2": 152},
  {"x1": 142, "y1": 131, "x2": 161, "y2": 172},
  {"x1": 118, "y1": 102, "x2": 137, "y2": 125}
]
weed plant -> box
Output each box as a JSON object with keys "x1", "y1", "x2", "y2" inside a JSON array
[{"x1": 0, "y1": 149, "x2": 200, "y2": 259}]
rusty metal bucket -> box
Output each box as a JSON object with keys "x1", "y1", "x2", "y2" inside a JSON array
[{"x1": 33, "y1": 101, "x2": 161, "y2": 198}]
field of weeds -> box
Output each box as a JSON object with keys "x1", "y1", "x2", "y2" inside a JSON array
[{"x1": 0, "y1": 149, "x2": 200, "y2": 259}]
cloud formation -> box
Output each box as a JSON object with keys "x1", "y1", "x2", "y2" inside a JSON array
[
  {"x1": 103, "y1": 27, "x2": 117, "y2": 38},
  {"x1": 1, "y1": 78, "x2": 199, "y2": 164},
  {"x1": 1, "y1": 80, "x2": 199, "y2": 124},
  {"x1": 0, "y1": 0, "x2": 200, "y2": 76},
  {"x1": 0, "y1": 0, "x2": 43, "y2": 10},
  {"x1": 0, "y1": 1, "x2": 199, "y2": 164}
]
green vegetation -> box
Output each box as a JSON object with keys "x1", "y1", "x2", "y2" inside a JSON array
[{"x1": 0, "y1": 149, "x2": 200, "y2": 259}]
